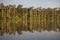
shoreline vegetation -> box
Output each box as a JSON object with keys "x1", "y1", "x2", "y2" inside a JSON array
[{"x1": 0, "y1": 3, "x2": 60, "y2": 35}]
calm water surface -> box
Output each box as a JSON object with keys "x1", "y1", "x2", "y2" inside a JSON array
[{"x1": 0, "y1": 31, "x2": 60, "y2": 40}]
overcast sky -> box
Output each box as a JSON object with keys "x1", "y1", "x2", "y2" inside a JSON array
[{"x1": 0, "y1": 0, "x2": 60, "y2": 8}]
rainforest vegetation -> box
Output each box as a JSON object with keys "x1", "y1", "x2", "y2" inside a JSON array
[{"x1": 0, "y1": 3, "x2": 60, "y2": 35}]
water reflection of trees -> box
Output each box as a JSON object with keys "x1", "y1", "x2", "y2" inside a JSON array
[{"x1": 0, "y1": 3, "x2": 60, "y2": 36}]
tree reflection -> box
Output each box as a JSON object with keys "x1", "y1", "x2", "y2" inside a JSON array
[{"x1": 0, "y1": 3, "x2": 60, "y2": 36}]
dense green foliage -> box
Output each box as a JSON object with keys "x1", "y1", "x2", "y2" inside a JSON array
[{"x1": 0, "y1": 3, "x2": 60, "y2": 35}]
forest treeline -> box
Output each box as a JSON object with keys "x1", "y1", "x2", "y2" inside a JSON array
[{"x1": 0, "y1": 3, "x2": 60, "y2": 35}]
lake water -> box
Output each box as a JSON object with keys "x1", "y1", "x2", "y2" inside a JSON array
[
  {"x1": 0, "y1": 30, "x2": 60, "y2": 40},
  {"x1": 0, "y1": 20, "x2": 60, "y2": 40}
]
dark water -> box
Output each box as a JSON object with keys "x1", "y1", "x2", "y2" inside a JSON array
[{"x1": 0, "y1": 30, "x2": 60, "y2": 40}]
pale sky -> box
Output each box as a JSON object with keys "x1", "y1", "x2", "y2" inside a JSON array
[{"x1": 0, "y1": 0, "x2": 60, "y2": 8}]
